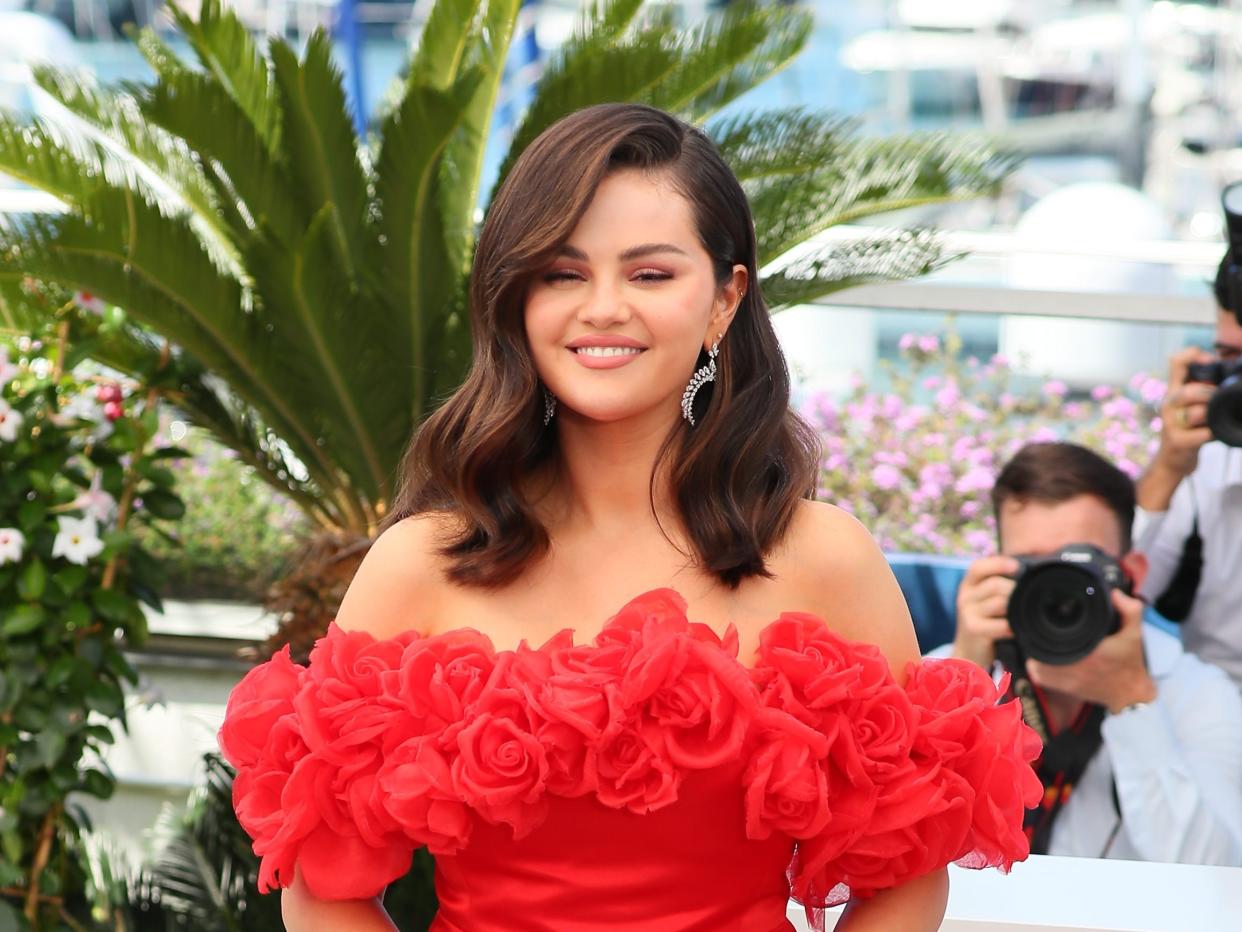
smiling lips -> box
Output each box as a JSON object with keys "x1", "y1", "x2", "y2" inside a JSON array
[{"x1": 567, "y1": 337, "x2": 647, "y2": 369}]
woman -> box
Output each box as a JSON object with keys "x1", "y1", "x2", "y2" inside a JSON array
[{"x1": 218, "y1": 103, "x2": 1041, "y2": 931}]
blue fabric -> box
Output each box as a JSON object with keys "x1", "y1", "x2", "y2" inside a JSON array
[{"x1": 884, "y1": 552, "x2": 1181, "y2": 654}]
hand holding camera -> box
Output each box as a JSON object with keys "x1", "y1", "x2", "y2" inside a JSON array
[
  {"x1": 1157, "y1": 346, "x2": 1216, "y2": 476},
  {"x1": 955, "y1": 544, "x2": 1154, "y2": 710},
  {"x1": 953, "y1": 555, "x2": 1018, "y2": 668},
  {"x1": 1026, "y1": 588, "x2": 1155, "y2": 714}
]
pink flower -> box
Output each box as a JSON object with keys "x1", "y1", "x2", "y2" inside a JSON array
[
  {"x1": 872, "y1": 464, "x2": 902, "y2": 490},
  {"x1": 1090, "y1": 385, "x2": 1115, "y2": 401},
  {"x1": 917, "y1": 335, "x2": 940, "y2": 354},
  {"x1": 1042, "y1": 380, "x2": 1068, "y2": 399},
  {"x1": 955, "y1": 466, "x2": 994, "y2": 495}
]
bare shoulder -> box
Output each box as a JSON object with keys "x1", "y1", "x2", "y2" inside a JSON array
[
  {"x1": 332, "y1": 512, "x2": 457, "y2": 639},
  {"x1": 779, "y1": 499, "x2": 920, "y2": 678}
]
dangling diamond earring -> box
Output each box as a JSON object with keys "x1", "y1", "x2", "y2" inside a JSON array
[
  {"x1": 543, "y1": 386, "x2": 557, "y2": 426},
  {"x1": 681, "y1": 334, "x2": 721, "y2": 426}
]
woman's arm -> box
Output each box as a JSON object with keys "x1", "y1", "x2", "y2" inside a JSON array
[
  {"x1": 837, "y1": 868, "x2": 949, "y2": 931},
  {"x1": 791, "y1": 502, "x2": 951, "y2": 925},
  {"x1": 282, "y1": 868, "x2": 399, "y2": 931}
]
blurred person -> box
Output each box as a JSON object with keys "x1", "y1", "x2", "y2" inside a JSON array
[
  {"x1": 1136, "y1": 240, "x2": 1242, "y2": 690},
  {"x1": 935, "y1": 441, "x2": 1242, "y2": 865}
]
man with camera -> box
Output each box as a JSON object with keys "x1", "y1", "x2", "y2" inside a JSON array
[
  {"x1": 936, "y1": 442, "x2": 1242, "y2": 864},
  {"x1": 1136, "y1": 189, "x2": 1242, "y2": 690}
]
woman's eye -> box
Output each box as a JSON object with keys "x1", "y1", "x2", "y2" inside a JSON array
[
  {"x1": 634, "y1": 270, "x2": 672, "y2": 282},
  {"x1": 542, "y1": 270, "x2": 582, "y2": 283}
]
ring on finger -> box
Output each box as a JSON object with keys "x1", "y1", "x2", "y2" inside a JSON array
[{"x1": 1177, "y1": 407, "x2": 1189, "y2": 428}]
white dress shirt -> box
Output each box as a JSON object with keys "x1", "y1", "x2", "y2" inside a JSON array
[
  {"x1": 1135, "y1": 441, "x2": 1242, "y2": 690},
  {"x1": 927, "y1": 624, "x2": 1242, "y2": 865}
]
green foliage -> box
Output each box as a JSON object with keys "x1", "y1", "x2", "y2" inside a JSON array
[
  {"x1": 0, "y1": 294, "x2": 186, "y2": 929},
  {"x1": 129, "y1": 427, "x2": 309, "y2": 602},
  {"x1": 0, "y1": 0, "x2": 1015, "y2": 540}
]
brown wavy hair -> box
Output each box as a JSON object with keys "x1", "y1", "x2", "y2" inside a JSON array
[{"x1": 380, "y1": 103, "x2": 820, "y2": 588}]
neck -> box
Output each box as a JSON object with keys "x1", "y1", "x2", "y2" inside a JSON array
[{"x1": 537, "y1": 402, "x2": 683, "y2": 536}]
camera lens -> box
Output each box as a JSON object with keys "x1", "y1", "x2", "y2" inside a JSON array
[
  {"x1": 1207, "y1": 374, "x2": 1242, "y2": 446},
  {"x1": 1009, "y1": 564, "x2": 1116, "y2": 664}
]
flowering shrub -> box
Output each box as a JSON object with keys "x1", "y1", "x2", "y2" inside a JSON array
[
  {"x1": 0, "y1": 301, "x2": 186, "y2": 928},
  {"x1": 801, "y1": 327, "x2": 1164, "y2": 556},
  {"x1": 130, "y1": 426, "x2": 309, "y2": 601}
]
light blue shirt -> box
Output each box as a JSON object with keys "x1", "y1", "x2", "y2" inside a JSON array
[{"x1": 928, "y1": 624, "x2": 1242, "y2": 865}]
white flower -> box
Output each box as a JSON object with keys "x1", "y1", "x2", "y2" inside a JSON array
[
  {"x1": 52, "y1": 515, "x2": 104, "y2": 565},
  {"x1": 0, "y1": 347, "x2": 19, "y2": 386},
  {"x1": 0, "y1": 528, "x2": 24, "y2": 565},
  {"x1": 0, "y1": 399, "x2": 23, "y2": 442}
]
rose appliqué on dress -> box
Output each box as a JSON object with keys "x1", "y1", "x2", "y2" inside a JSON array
[{"x1": 218, "y1": 588, "x2": 1042, "y2": 905}]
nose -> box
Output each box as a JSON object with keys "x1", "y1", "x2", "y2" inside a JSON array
[{"x1": 576, "y1": 278, "x2": 632, "y2": 328}]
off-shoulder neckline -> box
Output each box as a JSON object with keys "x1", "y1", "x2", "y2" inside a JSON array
[{"x1": 331, "y1": 585, "x2": 875, "y2": 673}]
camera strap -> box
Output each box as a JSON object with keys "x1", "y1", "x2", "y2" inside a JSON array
[
  {"x1": 995, "y1": 639, "x2": 1109, "y2": 855},
  {"x1": 1152, "y1": 485, "x2": 1203, "y2": 623}
]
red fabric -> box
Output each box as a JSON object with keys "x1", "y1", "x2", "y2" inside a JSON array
[{"x1": 218, "y1": 588, "x2": 1042, "y2": 929}]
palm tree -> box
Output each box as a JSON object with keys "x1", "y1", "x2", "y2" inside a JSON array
[{"x1": 0, "y1": 0, "x2": 1014, "y2": 654}]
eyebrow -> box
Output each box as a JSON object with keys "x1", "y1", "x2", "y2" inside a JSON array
[
  {"x1": 556, "y1": 242, "x2": 689, "y2": 262},
  {"x1": 1214, "y1": 342, "x2": 1242, "y2": 355}
]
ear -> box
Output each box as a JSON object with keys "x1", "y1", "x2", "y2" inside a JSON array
[
  {"x1": 1120, "y1": 549, "x2": 1149, "y2": 594},
  {"x1": 705, "y1": 264, "x2": 749, "y2": 352}
]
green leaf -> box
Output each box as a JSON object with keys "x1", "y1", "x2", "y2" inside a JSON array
[
  {"x1": 84, "y1": 680, "x2": 124, "y2": 717},
  {"x1": 269, "y1": 31, "x2": 370, "y2": 279},
  {"x1": 90, "y1": 588, "x2": 134, "y2": 624},
  {"x1": 34, "y1": 729, "x2": 66, "y2": 769},
  {"x1": 373, "y1": 69, "x2": 486, "y2": 415},
  {"x1": 17, "y1": 499, "x2": 46, "y2": 534},
  {"x1": 16, "y1": 559, "x2": 46, "y2": 601},
  {"x1": 53, "y1": 567, "x2": 90, "y2": 603},
  {"x1": 79, "y1": 767, "x2": 115, "y2": 800},
  {"x1": 1, "y1": 604, "x2": 46, "y2": 638},
  {"x1": 168, "y1": 0, "x2": 281, "y2": 153},
  {"x1": 139, "y1": 487, "x2": 185, "y2": 520}
]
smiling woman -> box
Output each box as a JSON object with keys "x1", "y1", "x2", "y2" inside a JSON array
[
  {"x1": 219, "y1": 103, "x2": 1041, "y2": 932},
  {"x1": 387, "y1": 102, "x2": 816, "y2": 590}
]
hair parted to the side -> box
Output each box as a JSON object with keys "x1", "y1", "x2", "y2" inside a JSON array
[
  {"x1": 991, "y1": 442, "x2": 1136, "y2": 552},
  {"x1": 379, "y1": 102, "x2": 820, "y2": 588}
]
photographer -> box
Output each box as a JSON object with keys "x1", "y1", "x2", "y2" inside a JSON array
[
  {"x1": 935, "y1": 442, "x2": 1242, "y2": 864},
  {"x1": 1135, "y1": 229, "x2": 1242, "y2": 689}
]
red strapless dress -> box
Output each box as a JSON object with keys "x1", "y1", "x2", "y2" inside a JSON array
[{"x1": 218, "y1": 588, "x2": 1041, "y2": 931}]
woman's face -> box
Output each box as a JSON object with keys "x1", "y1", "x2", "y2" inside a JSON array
[{"x1": 524, "y1": 168, "x2": 746, "y2": 426}]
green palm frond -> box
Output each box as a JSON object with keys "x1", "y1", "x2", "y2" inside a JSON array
[
  {"x1": 761, "y1": 229, "x2": 960, "y2": 309},
  {"x1": 709, "y1": 108, "x2": 853, "y2": 180},
  {"x1": 749, "y1": 130, "x2": 1016, "y2": 264},
  {"x1": 246, "y1": 206, "x2": 402, "y2": 504},
  {"x1": 408, "y1": 0, "x2": 486, "y2": 89},
  {"x1": 436, "y1": 0, "x2": 520, "y2": 276},
  {"x1": 130, "y1": 23, "x2": 190, "y2": 82},
  {"x1": 652, "y1": 3, "x2": 813, "y2": 122},
  {"x1": 169, "y1": 0, "x2": 281, "y2": 153},
  {"x1": 31, "y1": 66, "x2": 244, "y2": 275},
  {"x1": 0, "y1": 0, "x2": 1017, "y2": 546},
  {"x1": 140, "y1": 68, "x2": 303, "y2": 246},
  {"x1": 269, "y1": 32, "x2": 372, "y2": 280},
  {"x1": 373, "y1": 70, "x2": 486, "y2": 410}
]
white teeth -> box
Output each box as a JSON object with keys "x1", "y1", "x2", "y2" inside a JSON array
[{"x1": 573, "y1": 346, "x2": 642, "y2": 357}]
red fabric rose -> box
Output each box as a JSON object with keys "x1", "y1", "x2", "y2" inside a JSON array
[
  {"x1": 217, "y1": 645, "x2": 304, "y2": 770},
  {"x1": 595, "y1": 716, "x2": 680, "y2": 813},
  {"x1": 752, "y1": 614, "x2": 877, "y2": 727},
  {"x1": 448, "y1": 665, "x2": 550, "y2": 837},
  {"x1": 383, "y1": 628, "x2": 498, "y2": 739},
  {"x1": 743, "y1": 711, "x2": 833, "y2": 840},
  {"x1": 626, "y1": 636, "x2": 760, "y2": 769},
  {"x1": 378, "y1": 735, "x2": 473, "y2": 854},
  {"x1": 904, "y1": 658, "x2": 1042, "y2": 866}
]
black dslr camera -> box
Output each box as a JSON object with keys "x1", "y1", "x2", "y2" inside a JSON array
[
  {"x1": 1186, "y1": 359, "x2": 1242, "y2": 447},
  {"x1": 1006, "y1": 544, "x2": 1131, "y2": 665}
]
